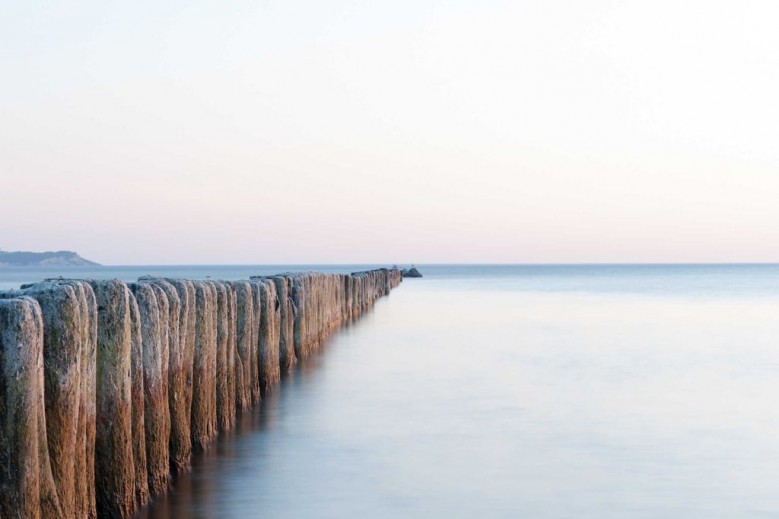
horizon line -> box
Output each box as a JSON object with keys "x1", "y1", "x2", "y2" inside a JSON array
[{"x1": 6, "y1": 261, "x2": 779, "y2": 268}]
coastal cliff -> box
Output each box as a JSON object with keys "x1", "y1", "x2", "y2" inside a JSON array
[{"x1": 0, "y1": 268, "x2": 402, "y2": 518}]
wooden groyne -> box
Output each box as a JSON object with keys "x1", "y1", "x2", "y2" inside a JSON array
[{"x1": 0, "y1": 268, "x2": 402, "y2": 518}]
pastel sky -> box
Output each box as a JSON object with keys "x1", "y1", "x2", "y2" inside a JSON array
[{"x1": 2, "y1": 1, "x2": 779, "y2": 265}]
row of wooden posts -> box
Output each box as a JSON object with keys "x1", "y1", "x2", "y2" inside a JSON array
[{"x1": 0, "y1": 268, "x2": 402, "y2": 518}]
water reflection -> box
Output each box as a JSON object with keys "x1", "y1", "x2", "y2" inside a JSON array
[
  {"x1": 136, "y1": 267, "x2": 779, "y2": 518},
  {"x1": 139, "y1": 313, "x2": 372, "y2": 519}
]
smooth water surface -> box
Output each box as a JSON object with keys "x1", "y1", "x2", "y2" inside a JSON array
[{"x1": 6, "y1": 264, "x2": 779, "y2": 518}]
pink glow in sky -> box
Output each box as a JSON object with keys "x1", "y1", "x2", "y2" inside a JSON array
[{"x1": 2, "y1": 1, "x2": 779, "y2": 264}]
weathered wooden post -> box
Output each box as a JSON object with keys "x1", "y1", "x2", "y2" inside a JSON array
[
  {"x1": 256, "y1": 279, "x2": 280, "y2": 396},
  {"x1": 190, "y1": 281, "x2": 217, "y2": 450},
  {"x1": 0, "y1": 297, "x2": 62, "y2": 519},
  {"x1": 130, "y1": 282, "x2": 171, "y2": 497},
  {"x1": 167, "y1": 279, "x2": 195, "y2": 473},
  {"x1": 18, "y1": 281, "x2": 97, "y2": 518},
  {"x1": 232, "y1": 281, "x2": 254, "y2": 413},
  {"x1": 0, "y1": 268, "x2": 403, "y2": 518},
  {"x1": 213, "y1": 281, "x2": 237, "y2": 431},
  {"x1": 89, "y1": 280, "x2": 138, "y2": 518}
]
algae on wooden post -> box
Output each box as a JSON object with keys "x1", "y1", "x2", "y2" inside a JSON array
[
  {"x1": 19, "y1": 281, "x2": 96, "y2": 518},
  {"x1": 232, "y1": 281, "x2": 254, "y2": 413},
  {"x1": 249, "y1": 281, "x2": 263, "y2": 404},
  {"x1": 190, "y1": 281, "x2": 218, "y2": 450},
  {"x1": 167, "y1": 279, "x2": 195, "y2": 473},
  {"x1": 256, "y1": 279, "x2": 280, "y2": 395},
  {"x1": 89, "y1": 280, "x2": 138, "y2": 519},
  {"x1": 226, "y1": 285, "x2": 238, "y2": 425},
  {"x1": 290, "y1": 276, "x2": 307, "y2": 359},
  {"x1": 150, "y1": 283, "x2": 174, "y2": 479},
  {"x1": 66, "y1": 281, "x2": 98, "y2": 519},
  {"x1": 213, "y1": 281, "x2": 236, "y2": 431},
  {"x1": 223, "y1": 281, "x2": 237, "y2": 426},
  {"x1": 128, "y1": 288, "x2": 149, "y2": 510},
  {"x1": 272, "y1": 276, "x2": 296, "y2": 372},
  {"x1": 130, "y1": 282, "x2": 172, "y2": 497},
  {"x1": 0, "y1": 297, "x2": 62, "y2": 519},
  {"x1": 70, "y1": 281, "x2": 98, "y2": 519},
  {"x1": 41, "y1": 280, "x2": 98, "y2": 518}
]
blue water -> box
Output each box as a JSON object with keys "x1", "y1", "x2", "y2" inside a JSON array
[{"x1": 5, "y1": 264, "x2": 779, "y2": 518}]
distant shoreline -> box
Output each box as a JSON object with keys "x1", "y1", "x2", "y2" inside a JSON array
[{"x1": 0, "y1": 250, "x2": 99, "y2": 267}]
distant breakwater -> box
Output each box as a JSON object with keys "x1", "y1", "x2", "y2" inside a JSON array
[{"x1": 0, "y1": 268, "x2": 402, "y2": 518}]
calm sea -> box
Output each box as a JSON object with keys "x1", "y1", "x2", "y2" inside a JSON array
[{"x1": 4, "y1": 264, "x2": 779, "y2": 518}]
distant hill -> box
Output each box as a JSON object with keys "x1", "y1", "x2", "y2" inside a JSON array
[{"x1": 0, "y1": 250, "x2": 100, "y2": 267}]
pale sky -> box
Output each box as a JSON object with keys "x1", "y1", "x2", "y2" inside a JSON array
[{"x1": 2, "y1": 0, "x2": 779, "y2": 265}]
